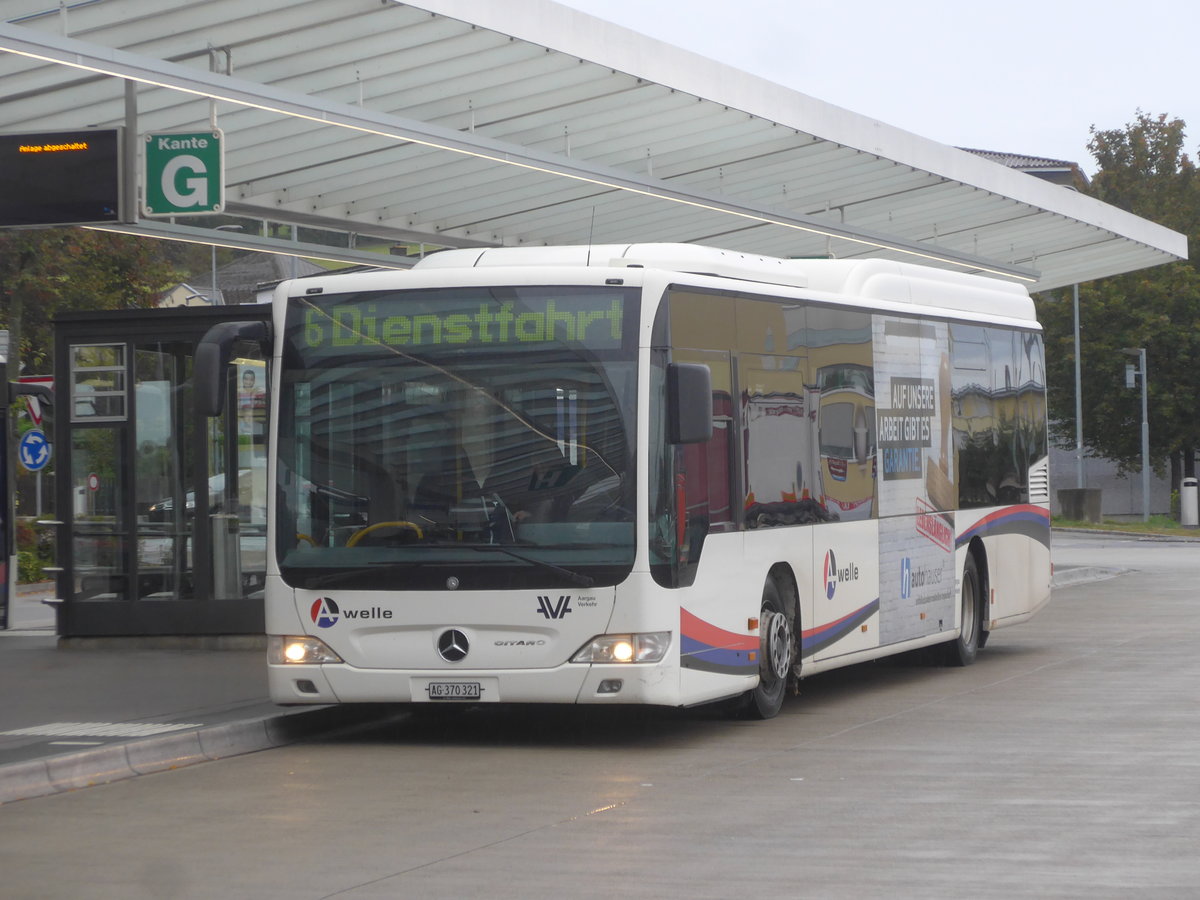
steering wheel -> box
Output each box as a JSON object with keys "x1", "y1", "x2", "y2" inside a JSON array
[{"x1": 347, "y1": 521, "x2": 424, "y2": 547}]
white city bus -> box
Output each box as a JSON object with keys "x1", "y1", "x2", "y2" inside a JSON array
[{"x1": 198, "y1": 244, "x2": 1050, "y2": 718}]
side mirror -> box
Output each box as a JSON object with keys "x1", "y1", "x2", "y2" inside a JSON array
[
  {"x1": 9, "y1": 381, "x2": 54, "y2": 406},
  {"x1": 194, "y1": 321, "x2": 272, "y2": 416},
  {"x1": 667, "y1": 362, "x2": 712, "y2": 444}
]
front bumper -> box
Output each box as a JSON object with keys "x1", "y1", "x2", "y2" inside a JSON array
[{"x1": 268, "y1": 659, "x2": 681, "y2": 706}]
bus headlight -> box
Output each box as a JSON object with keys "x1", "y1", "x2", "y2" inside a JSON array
[
  {"x1": 268, "y1": 635, "x2": 343, "y2": 665},
  {"x1": 570, "y1": 632, "x2": 671, "y2": 664}
]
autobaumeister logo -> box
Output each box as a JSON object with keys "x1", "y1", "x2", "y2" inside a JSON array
[{"x1": 310, "y1": 597, "x2": 340, "y2": 628}]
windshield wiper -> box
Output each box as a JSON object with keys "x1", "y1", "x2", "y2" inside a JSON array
[
  {"x1": 290, "y1": 548, "x2": 595, "y2": 589},
  {"x1": 297, "y1": 560, "x2": 428, "y2": 589},
  {"x1": 469, "y1": 546, "x2": 595, "y2": 587}
]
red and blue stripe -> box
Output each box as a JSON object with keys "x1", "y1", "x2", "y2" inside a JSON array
[
  {"x1": 957, "y1": 504, "x2": 1051, "y2": 549},
  {"x1": 680, "y1": 608, "x2": 760, "y2": 675},
  {"x1": 800, "y1": 599, "x2": 880, "y2": 656},
  {"x1": 682, "y1": 599, "x2": 882, "y2": 673}
]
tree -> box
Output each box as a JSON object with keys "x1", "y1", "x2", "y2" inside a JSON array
[
  {"x1": 1035, "y1": 112, "x2": 1200, "y2": 487},
  {"x1": 0, "y1": 228, "x2": 190, "y2": 371},
  {"x1": 1087, "y1": 112, "x2": 1200, "y2": 238},
  {"x1": 0, "y1": 228, "x2": 192, "y2": 523},
  {"x1": 1038, "y1": 263, "x2": 1200, "y2": 478}
]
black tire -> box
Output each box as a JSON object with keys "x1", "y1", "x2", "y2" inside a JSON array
[
  {"x1": 736, "y1": 577, "x2": 795, "y2": 719},
  {"x1": 942, "y1": 552, "x2": 982, "y2": 666}
]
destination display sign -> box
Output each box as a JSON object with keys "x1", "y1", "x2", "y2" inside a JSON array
[{"x1": 295, "y1": 289, "x2": 629, "y2": 354}]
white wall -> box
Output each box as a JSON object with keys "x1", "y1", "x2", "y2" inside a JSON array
[{"x1": 1049, "y1": 446, "x2": 1173, "y2": 519}]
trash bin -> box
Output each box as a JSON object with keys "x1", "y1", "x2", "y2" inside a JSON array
[
  {"x1": 1182, "y1": 477, "x2": 1198, "y2": 527},
  {"x1": 211, "y1": 514, "x2": 243, "y2": 599}
]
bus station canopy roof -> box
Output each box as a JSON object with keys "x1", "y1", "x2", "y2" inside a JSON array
[{"x1": 0, "y1": 0, "x2": 1187, "y2": 291}]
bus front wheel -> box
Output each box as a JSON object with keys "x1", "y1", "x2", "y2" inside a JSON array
[{"x1": 737, "y1": 577, "x2": 795, "y2": 719}]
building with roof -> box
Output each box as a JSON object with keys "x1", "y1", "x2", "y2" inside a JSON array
[{"x1": 962, "y1": 149, "x2": 1089, "y2": 189}]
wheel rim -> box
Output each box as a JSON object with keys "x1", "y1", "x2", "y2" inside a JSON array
[
  {"x1": 961, "y1": 568, "x2": 977, "y2": 646},
  {"x1": 761, "y1": 610, "x2": 793, "y2": 682}
]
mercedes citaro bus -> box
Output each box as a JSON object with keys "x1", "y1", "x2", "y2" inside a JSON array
[{"x1": 196, "y1": 244, "x2": 1049, "y2": 719}]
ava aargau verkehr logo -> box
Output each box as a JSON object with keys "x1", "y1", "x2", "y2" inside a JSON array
[
  {"x1": 824, "y1": 550, "x2": 839, "y2": 600},
  {"x1": 310, "y1": 597, "x2": 340, "y2": 628},
  {"x1": 823, "y1": 549, "x2": 861, "y2": 601}
]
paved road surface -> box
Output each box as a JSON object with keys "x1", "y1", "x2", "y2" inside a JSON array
[{"x1": 1, "y1": 533, "x2": 1197, "y2": 899}]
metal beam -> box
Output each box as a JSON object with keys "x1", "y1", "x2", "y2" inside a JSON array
[{"x1": 84, "y1": 220, "x2": 418, "y2": 270}]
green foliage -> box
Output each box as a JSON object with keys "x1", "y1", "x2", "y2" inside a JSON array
[
  {"x1": 0, "y1": 229, "x2": 192, "y2": 371},
  {"x1": 1088, "y1": 111, "x2": 1200, "y2": 238},
  {"x1": 1036, "y1": 111, "x2": 1200, "y2": 479},
  {"x1": 15, "y1": 518, "x2": 55, "y2": 583},
  {"x1": 1037, "y1": 263, "x2": 1200, "y2": 475},
  {"x1": 1053, "y1": 514, "x2": 1190, "y2": 535},
  {"x1": 17, "y1": 550, "x2": 42, "y2": 583}
]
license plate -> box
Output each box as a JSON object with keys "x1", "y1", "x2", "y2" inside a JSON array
[{"x1": 426, "y1": 681, "x2": 482, "y2": 701}]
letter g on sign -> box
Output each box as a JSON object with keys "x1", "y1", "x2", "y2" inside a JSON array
[{"x1": 162, "y1": 155, "x2": 208, "y2": 208}]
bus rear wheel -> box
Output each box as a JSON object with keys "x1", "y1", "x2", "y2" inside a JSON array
[
  {"x1": 737, "y1": 577, "x2": 795, "y2": 719},
  {"x1": 942, "y1": 553, "x2": 982, "y2": 666}
]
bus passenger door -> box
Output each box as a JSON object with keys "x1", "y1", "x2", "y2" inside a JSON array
[
  {"x1": 738, "y1": 353, "x2": 817, "y2": 661},
  {"x1": 806, "y1": 308, "x2": 881, "y2": 661}
]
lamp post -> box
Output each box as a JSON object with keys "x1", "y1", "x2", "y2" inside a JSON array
[
  {"x1": 1073, "y1": 284, "x2": 1084, "y2": 488},
  {"x1": 1121, "y1": 347, "x2": 1150, "y2": 522}
]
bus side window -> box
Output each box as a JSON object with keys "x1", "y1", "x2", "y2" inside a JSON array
[{"x1": 741, "y1": 357, "x2": 829, "y2": 528}]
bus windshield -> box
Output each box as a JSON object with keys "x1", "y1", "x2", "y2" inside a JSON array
[{"x1": 276, "y1": 285, "x2": 639, "y2": 591}]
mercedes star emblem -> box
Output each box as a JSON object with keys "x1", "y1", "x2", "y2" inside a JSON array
[{"x1": 437, "y1": 629, "x2": 469, "y2": 662}]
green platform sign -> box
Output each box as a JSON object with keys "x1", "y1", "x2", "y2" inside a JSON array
[{"x1": 142, "y1": 130, "x2": 224, "y2": 216}]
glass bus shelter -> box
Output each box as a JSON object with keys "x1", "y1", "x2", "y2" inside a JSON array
[{"x1": 51, "y1": 305, "x2": 271, "y2": 637}]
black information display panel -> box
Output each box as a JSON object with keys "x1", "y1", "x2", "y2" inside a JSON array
[{"x1": 0, "y1": 128, "x2": 123, "y2": 227}]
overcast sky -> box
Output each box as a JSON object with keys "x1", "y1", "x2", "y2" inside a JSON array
[{"x1": 555, "y1": 0, "x2": 1198, "y2": 175}]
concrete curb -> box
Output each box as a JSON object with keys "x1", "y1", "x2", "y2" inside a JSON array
[
  {"x1": 1054, "y1": 527, "x2": 1200, "y2": 542},
  {"x1": 56, "y1": 635, "x2": 268, "y2": 651},
  {"x1": 15, "y1": 581, "x2": 56, "y2": 597},
  {"x1": 0, "y1": 705, "x2": 400, "y2": 805}
]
